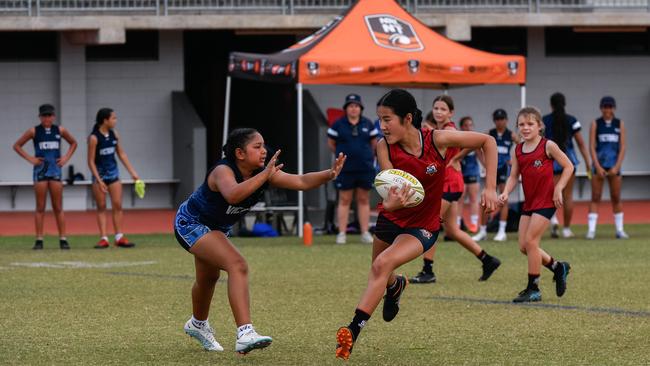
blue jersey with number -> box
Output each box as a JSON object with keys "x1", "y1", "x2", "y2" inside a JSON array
[
  {"x1": 33, "y1": 124, "x2": 62, "y2": 180},
  {"x1": 461, "y1": 151, "x2": 480, "y2": 178},
  {"x1": 92, "y1": 129, "x2": 119, "y2": 180},
  {"x1": 185, "y1": 159, "x2": 268, "y2": 230},
  {"x1": 595, "y1": 117, "x2": 621, "y2": 169},
  {"x1": 489, "y1": 128, "x2": 513, "y2": 169}
]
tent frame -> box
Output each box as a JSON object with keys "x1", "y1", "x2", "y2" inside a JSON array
[{"x1": 222, "y1": 77, "x2": 526, "y2": 237}]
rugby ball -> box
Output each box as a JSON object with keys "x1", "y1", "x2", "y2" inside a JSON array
[{"x1": 374, "y1": 169, "x2": 425, "y2": 208}]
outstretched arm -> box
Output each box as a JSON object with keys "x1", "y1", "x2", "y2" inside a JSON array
[{"x1": 269, "y1": 152, "x2": 346, "y2": 191}]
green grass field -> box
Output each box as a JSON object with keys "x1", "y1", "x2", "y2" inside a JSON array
[{"x1": 1, "y1": 225, "x2": 649, "y2": 365}]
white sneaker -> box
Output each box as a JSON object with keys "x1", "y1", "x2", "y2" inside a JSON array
[
  {"x1": 493, "y1": 231, "x2": 507, "y2": 242},
  {"x1": 616, "y1": 230, "x2": 629, "y2": 239},
  {"x1": 184, "y1": 319, "x2": 224, "y2": 351},
  {"x1": 472, "y1": 231, "x2": 487, "y2": 242},
  {"x1": 562, "y1": 228, "x2": 575, "y2": 238},
  {"x1": 235, "y1": 327, "x2": 273, "y2": 354},
  {"x1": 586, "y1": 231, "x2": 596, "y2": 240},
  {"x1": 360, "y1": 232, "x2": 374, "y2": 244},
  {"x1": 336, "y1": 232, "x2": 346, "y2": 245}
]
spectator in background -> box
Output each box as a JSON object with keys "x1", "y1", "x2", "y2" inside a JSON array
[
  {"x1": 88, "y1": 108, "x2": 140, "y2": 249},
  {"x1": 459, "y1": 116, "x2": 483, "y2": 233},
  {"x1": 543, "y1": 92, "x2": 591, "y2": 238},
  {"x1": 328, "y1": 94, "x2": 379, "y2": 244},
  {"x1": 587, "y1": 96, "x2": 628, "y2": 239},
  {"x1": 13, "y1": 104, "x2": 77, "y2": 250},
  {"x1": 422, "y1": 111, "x2": 435, "y2": 130}
]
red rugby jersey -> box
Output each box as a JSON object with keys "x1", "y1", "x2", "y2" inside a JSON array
[
  {"x1": 379, "y1": 129, "x2": 446, "y2": 232},
  {"x1": 515, "y1": 137, "x2": 555, "y2": 211},
  {"x1": 441, "y1": 122, "x2": 464, "y2": 193}
]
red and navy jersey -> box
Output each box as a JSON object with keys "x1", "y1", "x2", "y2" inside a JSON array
[
  {"x1": 516, "y1": 138, "x2": 555, "y2": 211},
  {"x1": 441, "y1": 122, "x2": 464, "y2": 193},
  {"x1": 379, "y1": 128, "x2": 446, "y2": 232}
]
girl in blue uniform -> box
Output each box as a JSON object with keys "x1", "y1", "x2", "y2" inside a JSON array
[
  {"x1": 13, "y1": 104, "x2": 77, "y2": 250},
  {"x1": 459, "y1": 116, "x2": 482, "y2": 233},
  {"x1": 587, "y1": 96, "x2": 628, "y2": 239},
  {"x1": 88, "y1": 108, "x2": 141, "y2": 248},
  {"x1": 176, "y1": 128, "x2": 345, "y2": 354},
  {"x1": 543, "y1": 93, "x2": 591, "y2": 239}
]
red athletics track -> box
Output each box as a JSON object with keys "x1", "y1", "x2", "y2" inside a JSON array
[{"x1": 0, "y1": 201, "x2": 649, "y2": 236}]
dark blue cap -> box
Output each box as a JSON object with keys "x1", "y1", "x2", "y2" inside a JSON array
[
  {"x1": 38, "y1": 104, "x2": 55, "y2": 116},
  {"x1": 493, "y1": 108, "x2": 507, "y2": 120},
  {"x1": 600, "y1": 96, "x2": 616, "y2": 108},
  {"x1": 343, "y1": 94, "x2": 364, "y2": 110}
]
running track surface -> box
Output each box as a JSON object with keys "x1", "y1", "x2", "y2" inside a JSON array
[{"x1": 1, "y1": 201, "x2": 649, "y2": 236}]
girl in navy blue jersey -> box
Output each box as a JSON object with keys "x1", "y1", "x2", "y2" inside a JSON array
[
  {"x1": 13, "y1": 104, "x2": 77, "y2": 250},
  {"x1": 175, "y1": 128, "x2": 345, "y2": 354},
  {"x1": 88, "y1": 108, "x2": 140, "y2": 249},
  {"x1": 587, "y1": 96, "x2": 628, "y2": 239}
]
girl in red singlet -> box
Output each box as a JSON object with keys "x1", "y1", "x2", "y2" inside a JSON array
[
  {"x1": 335, "y1": 89, "x2": 499, "y2": 360},
  {"x1": 499, "y1": 107, "x2": 573, "y2": 303},
  {"x1": 411, "y1": 95, "x2": 501, "y2": 285}
]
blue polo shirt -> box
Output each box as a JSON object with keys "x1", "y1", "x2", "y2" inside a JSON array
[{"x1": 328, "y1": 116, "x2": 378, "y2": 173}]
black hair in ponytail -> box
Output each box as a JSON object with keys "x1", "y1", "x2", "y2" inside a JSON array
[
  {"x1": 550, "y1": 92, "x2": 569, "y2": 152},
  {"x1": 222, "y1": 128, "x2": 260, "y2": 162},
  {"x1": 93, "y1": 108, "x2": 114, "y2": 133},
  {"x1": 376, "y1": 89, "x2": 423, "y2": 129}
]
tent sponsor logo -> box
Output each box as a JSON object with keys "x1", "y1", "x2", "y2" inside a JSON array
[
  {"x1": 365, "y1": 15, "x2": 424, "y2": 52},
  {"x1": 408, "y1": 59, "x2": 419, "y2": 74},
  {"x1": 508, "y1": 61, "x2": 519, "y2": 76},
  {"x1": 307, "y1": 62, "x2": 320, "y2": 76}
]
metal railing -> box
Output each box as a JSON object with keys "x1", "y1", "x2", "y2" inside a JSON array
[{"x1": 0, "y1": 0, "x2": 648, "y2": 16}]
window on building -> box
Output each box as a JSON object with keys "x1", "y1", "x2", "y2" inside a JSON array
[
  {"x1": 0, "y1": 32, "x2": 58, "y2": 62},
  {"x1": 86, "y1": 31, "x2": 159, "y2": 61},
  {"x1": 461, "y1": 27, "x2": 527, "y2": 56},
  {"x1": 546, "y1": 27, "x2": 650, "y2": 56}
]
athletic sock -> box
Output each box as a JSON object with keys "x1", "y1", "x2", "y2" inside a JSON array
[
  {"x1": 544, "y1": 257, "x2": 557, "y2": 272},
  {"x1": 101, "y1": 236, "x2": 109, "y2": 242},
  {"x1": 191, "y1": 315, "x2": 207, "y2": 329},
  {"x1": 614, "y1": 212, "x2": 624, "y2": 232},
  {"x1": 456, "y1": 216, "x2": 462, "y2": 226},
  {"x1": 550, "y1": 214, "x2": 559, "y2": 226},
  {"x1": 470, "y1": 214, "x2": 479, "y2": 226},
  {"x1": 479, "y1": 225, "x2": 487, "y2": 234},
  {"x1": 587, "y1": 213, "x2": 598, "y2": 233},
  {"x1": 60, "y1": 236, "x2": 67, "y2": 241},
  {"x1": 477, "y1": 250, "x2": 490, "y2": 263},
  {"x1": 115, "y1": 233, "x2": 124, "y2": 242},
  {"x1": 237, "y1": 324, "x2": 253, "y2": 339},
  {"x1": 422, "y1": 259, "x2": 434, "y2": 274},
  {"x1": 348, "y1": 309, "x2": 370, "y2": 341},
  {"x1": 498, "y1": 220, "x2": 507, "y2": 234},
  {"x1": 527, "y1": 274, "x2": 540, "y2": 291}
]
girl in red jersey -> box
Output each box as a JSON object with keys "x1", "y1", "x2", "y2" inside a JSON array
[
  {"x1": 411, "y1": 96, "x2": 501, "y2": 284},
  {"x1": 335, "y1": 89, "x2": 499, "y2": 360},
  {"x1": 499, "y1": 107, "x2": 573, "y2": 303}
]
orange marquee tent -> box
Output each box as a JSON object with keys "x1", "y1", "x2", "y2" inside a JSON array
[{"x1": 223, "y1": 0, "x2": 527, "y2": 236}]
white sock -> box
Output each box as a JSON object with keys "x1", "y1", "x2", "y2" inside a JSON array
[
  {"x1": 550, "y1": 214, "x2": 559, "y2": 226},
  {"x1": 587, "y1": 213, "x2": 598, "y2": 233},
  {"x1": 471, "y1": 215, "x2": 478, "y2": 226},
  {"x1": 479, "y1": 225, "x2": 487, "y2": 234},
  {"x1": 101, "y1": 236, "x2": 109, "y2": 242},
  {"x1": 191, "y1": 315, "x2": 207, "y2": 329},
  {"x1": 498, "y1": 220, "x2": 507, "y2": 234},
  {"x1": 457, "y1": 216, "x2": 462, "y2": 226},
  {"x1": 60, "y1": 237, "x2": 67, "y2": 241},
  {"x1": 237, "y1": 324, "x2": 253, "y2": 338},
  {"x1": 115, "y1": 233, "x2": 124, "y2": 241},
  {"x1": 614, "y1": 212, "x2": 624, "y2": 232}
]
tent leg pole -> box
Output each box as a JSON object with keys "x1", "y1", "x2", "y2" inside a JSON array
[
  {"x1": 222, "y1": 76, "x2": 232, "y2": 150},
  {"x1": 297, "y1": 83, "x2": 304, "y2": 237},
  {"x1": 520, "y1": 84, "x2": 526, "y2": 109}
]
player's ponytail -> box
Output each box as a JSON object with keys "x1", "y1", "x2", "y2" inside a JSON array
[
  {"x1": 93, "y1": 108, "x2": 114, "y2": 133},
  {"x1": 222, "y1": 128, "x2": 259, "y2": 162},
  {"x1": 550, "y1": 92, "x2": 569, "y2": 152},
  {"x1": 377, "y1": 89, "x2": 422, "y2": 129}
]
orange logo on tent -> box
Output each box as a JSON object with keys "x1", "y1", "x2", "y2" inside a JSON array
[{"x1": 365, "y1": 15, "x2": 423, "y2": 52}]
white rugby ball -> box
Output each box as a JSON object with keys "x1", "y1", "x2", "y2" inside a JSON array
[{"x1": 374, "y1": 169, "x2": 425, "y2": 208}]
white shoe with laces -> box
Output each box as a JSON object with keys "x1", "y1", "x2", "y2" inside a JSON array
[
  {"x1": 586, "y1": 231, "x2": 596, "y2": 240},
  {"x1": 562, "y1": 228, "x2": 575, "y2": 238},
  {"x1": 493, "y1": 231, "x2": 507, "y2": 242},
  {"x1": 336, "y1": 232, "x2": 346, "y2": 244},
  {"x1": 616, "y1": 230, "x2": 629, "y2": 239},
  {"x1": 472, "y1": 230, "x2": 487, "y2": 242},
  {"x1": 235, "y1": 327, "x2": 273, "y2": 354},
  {"x1": 184, "y1": 319, "x2": 224, "y2": 351},
  {"x1": 360, "y1": 232, "x2": 374, "y2": 244}
]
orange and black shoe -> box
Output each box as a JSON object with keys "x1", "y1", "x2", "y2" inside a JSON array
[
  {"x1": 94, "y1": 238, "x2": 110, "y2": 249},
  {"x1": 115, "y1": 237, "x2": 135, "y2": 248},
  {"x1": 335, "y1": 327, "x2": 354, "y2": 360}
]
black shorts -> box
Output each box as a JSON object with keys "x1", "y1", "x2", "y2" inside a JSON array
[
  {"x1": 463, "y1": 175, "x2": 479, "y2": 184},
  {"x1": 497, "y1": 165, "x2": 509, "y2": 185},
  {"x1": 373, "y1": 214, "x2": 439, "y2": 252},
  {"x1": 521, "y1": 207, "x2": 556, "y2": 220},
  {"x1": 335, "y1": 170, "x2": 374, "y2": 190},
  {"x1": 103, "y1": 177, "x2": 120, "y2": 186},
  {"x1": 442, "y1": 191, "x2": 463, "y2": 202}
]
